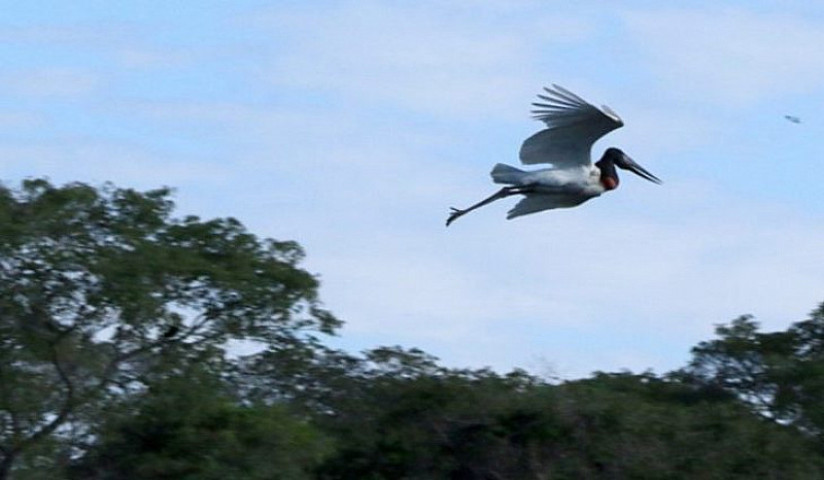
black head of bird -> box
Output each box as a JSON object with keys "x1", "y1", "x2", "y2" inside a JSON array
[{"x1": 598, "y1": 147, "x2": 662, "y2": 186}]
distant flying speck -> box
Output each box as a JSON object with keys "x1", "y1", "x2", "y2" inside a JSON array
[
  {"x1": 446, "y1": 85, "x2": 661, "y2": 226},
  {"x1": 784, "y1": 115, "x2": 801, "y2": 124}
]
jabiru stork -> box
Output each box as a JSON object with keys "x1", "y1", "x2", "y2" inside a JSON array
[{"x1": 446, "y1": 85, "x2": 661, "y2": 226}]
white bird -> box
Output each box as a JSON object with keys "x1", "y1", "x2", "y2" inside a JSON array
[{"x1": 446, "y1": 85, "x2": 661, "y2": 226}]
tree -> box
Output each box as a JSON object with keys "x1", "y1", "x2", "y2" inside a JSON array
[
  {"x1": 299, "y1": 354, "x2": 822, "y2": 479},
  {"x1": 0, "y1": 179, "x2": 338, "y2": 478},
  {"x1": 683, "y1": 302, "x2": 824, "y2": 442},
  {"x1": 553, "y1": 372, "x2": 822, "y2": 479},
  {"x1": 69, "y1": 368, "x2": 331, "y2": 480}
]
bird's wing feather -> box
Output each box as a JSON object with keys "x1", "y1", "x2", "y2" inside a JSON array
[
  {"x1": 519, "y1": 85, "x2": 624, "y2": 168},
  {"x1": 506, "y1": 193, "x2": 587, "y2": 219}
]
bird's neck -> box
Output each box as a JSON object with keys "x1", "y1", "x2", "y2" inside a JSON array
[
  {"x1": 601, "y1": 176, "x2": 619, "y2": 190},
  {"x1": 596, "y1": 160, "x2": 619, "y2": 191}
]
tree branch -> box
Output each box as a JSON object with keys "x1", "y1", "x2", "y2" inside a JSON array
[{"x1": 13, "y1": 337, "x2": 77, "y2": 456}]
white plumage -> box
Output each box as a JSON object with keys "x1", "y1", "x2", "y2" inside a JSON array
[
  {"x1": 519, "y1": 85, "x2": 623, "y2": 168},
  {"x1": 490, "y1": 162, "x2": 603, "y2": 219}
]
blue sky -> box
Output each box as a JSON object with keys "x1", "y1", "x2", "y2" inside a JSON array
[{"x1": 3, "y1": 1, "x2": 824, "y2": 378}]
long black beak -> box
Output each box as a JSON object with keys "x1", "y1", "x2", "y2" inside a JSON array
[{"x1": 619, "y1": 154, "x2": 662, "y2": 184}]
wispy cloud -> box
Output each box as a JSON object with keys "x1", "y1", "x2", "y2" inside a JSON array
[
  {"x1": 1, "y1": 68, "x2": 100, "y2": 98},
  {"x1": 251, "y1": 1, "x2": 595, "y2": 119},
  {"x1": 0, "y1": 24, "x2": 131, "y2": 45},
  {"x1": 623, "y1": 8, "x2": 824, "y2": 105},
  {"x1": 0, "y1": 111, "x2": 44, "y2": 129},
  {"x1": 0, "y1": 138, "x2": 230, "y2": 188},
  {"x1": 115, "y1": 47, "x2": 193, "y2": 69}
]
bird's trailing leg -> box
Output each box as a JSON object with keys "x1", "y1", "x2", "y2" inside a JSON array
[{"x1": 446, "y1": 186, "x2": 529, "y2": 226}]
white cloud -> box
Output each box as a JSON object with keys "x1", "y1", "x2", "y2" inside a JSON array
[
  {"x1": 1, "y1": 68, "x2": 100, "y2": 97},
  {"x1": 116, "y1": 48, "x2": 191, "y2": 69},
  {"x1": 0, "y1": 139, "x2": 230, "y2": 189},
  {"x1": 0, "y1": 111, "x2": 44, "y2": 129},
  {"x1": 623, "y1": 8, "x2": 824, "y2": 105},
  {"x1": 253, "y1": 0, "x2": 595, "y2": 119},
  {"x1": 0, "y1": 24, "x2": 131, "y2": 45}
]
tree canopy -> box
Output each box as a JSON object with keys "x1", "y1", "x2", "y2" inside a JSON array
[
  {"x1": 0, "y1": 179, "x2": 337, "y2": 478},
  {"x1": 682, "y1": 303, "x2": 824, "y2": 442}
]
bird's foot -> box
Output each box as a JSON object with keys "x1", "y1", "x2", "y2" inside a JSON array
[{"x1": 446, "y1": 207, "x2": 465, "y2": 227}]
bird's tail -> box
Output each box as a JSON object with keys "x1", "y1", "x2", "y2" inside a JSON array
[{"x1": 490, "y1": 163, "x2": 526, "y2": 185}]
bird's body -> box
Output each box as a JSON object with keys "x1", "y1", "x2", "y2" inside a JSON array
[
  {"x1": 446, "y1": 85, "x2": 660, "y2": 226},
  {"x1": 490, "y1": 163, "x2": 606, "y2": 218}
]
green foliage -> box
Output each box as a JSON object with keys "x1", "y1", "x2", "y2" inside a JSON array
[
  {"x1": 554, "y1": 373, "x2": 822, "y2": 479},
  {"x1": 70, "y1": 369, "x2": 331, "y2": 480},
  {"x1": 312, "y1": 368, "x2": 822, "y2": 479},
  {"x1": 684, "y1": 303, "x2": 824, "y2": 441},
  {"x1": 0, "y1": 179, "x2": 337, "y2": 477}
]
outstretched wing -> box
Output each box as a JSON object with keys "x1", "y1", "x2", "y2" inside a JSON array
[
  {"x1": 519, "y1": 84, "x2": 623, "y2": 168},
  {"x1": 506, "y1": 193, "x2": 589, "y2": 219}
]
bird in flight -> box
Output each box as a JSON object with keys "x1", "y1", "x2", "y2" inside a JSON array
[
  {"x1": 784, "y1": 115, "x2": 801, "y2": 124},
  {"x1": 446, "y1": 85, "x2": 661, "y2": 226}
]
